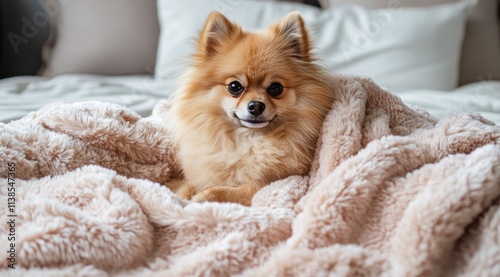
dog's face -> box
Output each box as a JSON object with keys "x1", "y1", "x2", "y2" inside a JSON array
[
  {"x1": 215, "y1": 38, "x2": 303, "y2": 129},
  {"x1": 187, "y1": 12, "x2": 317, "y2": 130}
]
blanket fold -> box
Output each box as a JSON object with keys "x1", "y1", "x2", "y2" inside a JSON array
[{"x1": 1, "y1": 76, "x2": 499, "y2": 276}]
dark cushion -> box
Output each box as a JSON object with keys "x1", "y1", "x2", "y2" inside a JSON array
[{"x1": 0, "y1": 0, "x2": 51, "y2": 79}]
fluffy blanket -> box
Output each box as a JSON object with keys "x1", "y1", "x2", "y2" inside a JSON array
[{"x1": 1, "y1": 76, "x2": 500, "y2": 277}]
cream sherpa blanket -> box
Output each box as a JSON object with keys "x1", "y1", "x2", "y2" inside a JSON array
[{"x1": 1, "y1": 77, "x2": 500, "y2": 277}]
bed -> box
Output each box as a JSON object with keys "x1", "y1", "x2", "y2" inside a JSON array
[{"x1": 1, "y1": 0, "x2": 500, "y2": 276}]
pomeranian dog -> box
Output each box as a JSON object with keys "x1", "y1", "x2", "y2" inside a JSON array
[{"x1": 167, "y1": 11, "x2": 335, "y2": 206}]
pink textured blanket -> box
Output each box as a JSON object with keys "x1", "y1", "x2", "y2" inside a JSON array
[{"x1": 1, "y1": 76, "x2": 499, "y2": 276}]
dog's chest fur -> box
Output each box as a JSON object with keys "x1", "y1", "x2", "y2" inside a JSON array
[{"x1": 178, "y1": 129, "x2": 309, "y2": 192}]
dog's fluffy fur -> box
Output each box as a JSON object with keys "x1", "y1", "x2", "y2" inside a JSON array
[{"x1": 167, "y1": 12, "x2": 335, "y2": 205}]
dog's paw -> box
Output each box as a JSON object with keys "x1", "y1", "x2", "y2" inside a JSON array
[
  {"x1": 191, "y1": 188, "x2": 220, "y2": 203},
  {"x1": 175, "y1": 184, "x2": 197, "y2": 200}
]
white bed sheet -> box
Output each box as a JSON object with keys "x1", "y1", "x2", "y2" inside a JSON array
[
  {"x1": 0, "y1": 74, "x2": 174, "y2": 123},
  {"x1": 396, "y1": 81, "x2": 500, "y2": 124},
  {"x1": 1, "y1": 75, "x2": 499, "y2": 125}
]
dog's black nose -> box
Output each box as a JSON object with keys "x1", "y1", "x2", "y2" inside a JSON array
[{"x1": 247, "y1": 101, "x2": 265, "y2": 116}]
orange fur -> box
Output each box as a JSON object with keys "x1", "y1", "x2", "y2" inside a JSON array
[{"x1": 167, "y1": 12, "x2": 336, "y2": 205}]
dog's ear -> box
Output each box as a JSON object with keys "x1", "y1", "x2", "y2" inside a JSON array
[
  {"x1": 271, "y1": 12, "x2": 312, "y2": 61},
  {"x1": 197, "y1": 12, "x2": 242, "y2": 59}
]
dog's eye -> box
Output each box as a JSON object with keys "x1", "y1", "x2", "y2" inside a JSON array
[
  {"x1": 267, "y1": 82, "x2": 283, "y2": 98},
  {"x1": 227, "y1": 81, "x2": 245, "y2": 97}
]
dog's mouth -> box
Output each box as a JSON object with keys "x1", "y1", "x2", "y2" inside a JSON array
[{"x1": 234, "y1": 114, "x2": 276, "y2": 129}]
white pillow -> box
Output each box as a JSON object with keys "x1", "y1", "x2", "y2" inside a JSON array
[{"x1": 155, "y1": 0, "x2": 472, "y2": 91}]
